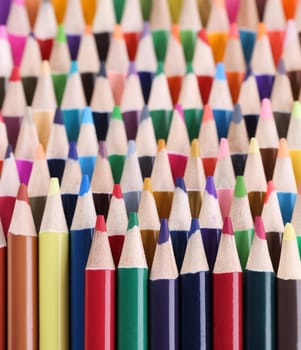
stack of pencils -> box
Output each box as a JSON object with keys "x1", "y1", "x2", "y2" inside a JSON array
[{"x1": 1, "y1": 0, "x2": 301, "y2": 349}]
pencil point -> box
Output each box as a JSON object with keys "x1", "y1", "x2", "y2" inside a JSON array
[
  {"x1": 215, "y1": 62, "x2": 226, "y2": 80},
  {"x1": 10, "y1": 66, "x2": 20, "y2": 81},
  {"x1": 157, "y1": 139, "x2": 166, "y2": 152},
  {"x1": 254, "y1": 216, "x2": 266, "y2": 239},
  {"x1": 140, "y1": 105, "x2": 149, "y2": 122},
  {"x1": 68, "y1": 141, "x2": 78, "y2": 160},
  {"x1": 41, "y1": 60, "x2": 50, "y2": 74},
  {"x1": 202, "y1": 104, "x2": 214, "y2": 122},
  {"x1": 244, "y1": 65, "x2": 252, "y2": 81},
  {"x1": 189, "y1": 218, "x2": 200, "y2": 237},
  {"x1": 171, "y1": 24, "x2": 180, "y2": 42},
  {"x1": 112, "y1": 183, "x2": 123, "y2": 199},
  {"x1": 174, "y1": 103, "x2": 185, "y2": 121},
  {"x1": 54, "y1": 107, "x2": 64, "y2": 124},
  {"x1": 141, "y1": 22, "x2": 150, "y2": 38},
  {"x1": 128, "y1": 61, "x2": 137, "y2": 75},
  {"x1": 127, "y1": 140, "x2": 136, "y2": 156},
  {"x1": 260, "y1": 98, "x2": 273, "y2": 119},
  {"x1": 0, "y1": 25, "x2": 7, "y2": 39},
  {"x1": 248, "y1": 137, "x2": 260, "y2": 154},
  {"x1": 48, "y1": 177, "x2": 60, "y2": 196},
  {"x1": 218, "y1": 138, "x2": 230, "y2": 160},
  {"x1": 232, "y1": 104, "x2": 243, "y2": 124},
  {"x1": 198, "y1": 28, "x2": 209, "y2": 44},
  {"x1": 113, "y1": 24, "x2": 123, "y2": 39},
  {"x1": 112, "y1": 105, "x2": 122, "y2": 120},
  {"x1": 158, "y1": 218, "x2": 169, "y2": 244},
  {"x1": 17, "y1": 183, "x2": 29, "y2": 204},
  {"x1": 128, "y1": 212, "x2": 138, "y2": 229},
  {"x1": 283, "y1": 223, "x2": 296, "y2": 241},
  {"x1": 222, "y1": 217, "x2": 234, "y2": 235},
  {"x1": 143, "y1": 177, "x2": 152, "y2": 192},
  {"x1": 190, "y1": 139, "x2": 200, "y2": 157},
  {"x1": 234, "y1": 176, "x2": 247, "y2": 197},
  {"x1": 56, "y1": 24, "x2": 67, "y2": 43},
  {"x1": 277, "y1": 59, "x2": 286, "y2": 75},
  {"x1": 292, "y1": 101, "x2": 301, "y2": 119},
  {"x1": 257, "y1": 22, "x2": 267, "y2": 38},
  {"x1": 70, "y1": 60, "x2": 78, "y2": 74},
  {"x1": 81, "y1": 107, "x2": 93, "y2": 124},
  {"x1": 277, "y1": 138, "x2": 289, "y2": 158},
  {"x1": 264, "y1": 180, "x2": 275, "y2": 203},
  {"x1": 84, "y1": 25, "x2": 92, "y2": 35},
  {"x1": 229, "y1": 22, "x2": 239, "y2": 38},
  {"x1": 205, "y1": 176, "x2": 217, "y2": 198},
  {"x1": 175, "y1": 177, "x2": 186, "y2": 192},
  {"x1": 95, "y1": 215, "x2": 106, "y2": 232},
  {"x1": 79, "y1": 174, "x2": 90, "y2": 196},
  {"x1": 5, "y1": 144, "x2": 13, "y2": 159},
  {"x1": 98, "y1": 141, "x2": 107, "y2": 158},
  {"x1": 156, "y1": 61, "x2": 164, "y2": 74},
  {"x1": 99, "y1": 63, "x2": 107, "y2": 77}
]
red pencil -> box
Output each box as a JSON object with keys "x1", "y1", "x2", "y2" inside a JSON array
[
  {"x1": 85, "y1": 215, "x2": 115, "y2": 350},
  {"x1": 213, "y1": 216, "x2": 243, "y2": 349}
]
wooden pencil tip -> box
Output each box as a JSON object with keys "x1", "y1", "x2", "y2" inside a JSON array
[
  {"x1": 264, "y1": 180, "x2": 275, "y2": 203},
  {"x1": 112, "y1": 183, "x2": 123, "y2": 199},
  {"x1": 95, "y1": 215, "x2": 106, "y2": 232},
  {"x1": 248, "y1": 137, "x2": 260, "y2": 154},
  {"x1": 277, "y1": 138, "x2": 289, "y2": 158},
  {"x1": 48, "y1": 177, "x2": 60, "y2": 196},
  {"x1": 222, "y1": 217, "x2": 234, "y2": 236},
  {"x1": 283, "y1": 223, "x2": 296, "y2": 241},
  {"x1": 260, "y1": 98, "x2": 273, "y2": 120},
  {"x1": 158, "y1": 218, "x2": 170, "y2": 244},
  {"x1": 17, "y1": 183, "x2": 29, "y2": 203},
  {"x1": 143, "y1": 177, "x2": 153, "y2": 192},
  {"x1": 35, "y1": 144, "x2": 45, "y2": 160},
  {"x1": 254, "y1": 216, "x2": 266, "y2": 240},
  {"x1": 10, "y1": 66, "x2": 20, "y2": 81},
  {"x1": 190, "y1": 139, "x2": 200, "y2": 157},
  {"x1": 157, "y1": 139, "x2": 166, "y2": 152},
  {"x1": 128, "y1": 212, "x2": 138, "y2": 230}
]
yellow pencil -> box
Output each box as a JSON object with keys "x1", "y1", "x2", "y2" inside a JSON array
[{"x1": 39, "y1": 177, "x2": 69, "y2": 350}]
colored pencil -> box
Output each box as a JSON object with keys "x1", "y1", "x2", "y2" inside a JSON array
[
  {"x1": 20, "y1": 34, "x2": 41, "y2": 106},
  {"x1": 120, "y1": 140, "x2": 143, "y2": 216},
  {"x1": 282, "y1": 19, "x2": 301, "y2": 100},
  {"x1": 213, "y1": 217, "x2": 243, "y2": 349},
  {"x1": 118, "y1": 212, "x2": 148, "y2": 350},
  {"x1": 148, "y1": 65, "x2": 173, "y2": 140},
  {"x1": 61, "y1": 142, "x2": 82, "y2": 230},
  {"x1": 292, "y1": 182, "x2": 301, "y2": 255},
  {"x1": 106, "y1": 105, "x2": 128, "y2": 183},
  {"x1": 230, "y1": 175, "x2": 254, "y2": 269},
  {"x1": 262, "y1": 180, "x2": 284, "y2": 274},
  {"x1": 91, "y1": 141, "x2": 114, "y2": 218},
  {"x1": 92, "y1": 0, "x2": 115, "y2": 62},
  {"x1": 169, "y1": 177, "x2": 192, "y2": 270},
  {"x1": 209, "y1": 62, "x2": 233, "y2": 138},
  {"x1": 238, "y1": 67, "x2": 261, "y2": 138},
  {"x1": 149, "y1": 218, "x2": 179, "y2": 350},
  {"x1": 270, "y1": 59, "x2": 294, "y2": 138},
  {"x1": 0, "y1": 221, "x2": 5, "y2": 350},
  {"x1": 178, "y1": 71, "x2": 203, "y2": 141},
  {"x1": 224, "y1": 23, "x2": 246, "y2": 104},
  {"x1": 120, "y1": 63, "x2": 144, "y2": 140},
  {"x1": 39, "y1": 178, "x2": 69, "y2": 350},
  {"x1": 138, "y1": 177, "x2": 160, "y2": 268},
  {"x1": 136, "y1": 105, "x2": 157, "y2": 178},
  {"x1": 164, "y1": 24, "x2": 186, "y2": 104},
  {"x1": 0, "y1": 145, "x2": 20, "y2": 236},
  {"x1": 184, "y1": 139, "x2": 206, "y2": 217},
  {"x1": 77, "y1": 26, "x2": 99, "y2": 104},
  {"x1": 61, "y1": 60, "x2": 87, "y2": 142},
  {"x1": 46, "y1": 108, "x2": 69, "y2": 183},
  {"x1": 273, "y1": 138, "x2": 297, "y2": 223},
  {"x1": 34, "y1": 1, "x2": 57, "y2": 60},
  {"x1": 214, "y1": 138, "x2": 235, "y2": 219},
  {"x1": 244, "y1": 137, "x2": 267, "y2": 218},
  {"x1": 180, "y1": 218, "x2": 211, "y2": 350},
  {"x1": 77, "y1": 107, "x2": 98, "y2": 181},
  {"x1": 63, "y1": 0, "x2": 85, "y2": 60},
  {"x1": 199, "y1": 176, "x2": 223, "y2": 271},
  {"x1": 28, "y1": 144, "x2": 50, "y2": 233},
  {"x1": 251, "y1": 22, "x2": 275, "y2": 100},
  {"x1": 277, "y1": 223, "x2": 301, "y2": 350},
  {"x1": 151, "y1": 139, "x2": 174, "y2": 219},
  {"x1": 135, "y1": 22, "x2": 156, "y2": 104},
  {"x1": 49, "y1": 24, "x2": 71, "y2": 105},
  {"x1": 198, "y1": 104, "x2": 219, "y2": 177},
  {"x1": 70, "y1": 175, "x2": 96, "y2": 350},
  {"x1": 167, "y1": 104, "x2": 190, "y2": 182},
  {"x1": 287, "y1": 100, "x2": 301, "y2": 187},
  {"x1": 85, "y1": 215, "x2": 116, "y2": 350},
  {"x1": 192, "y1": 29, "x2": 215, "y2": 104},
  {"x1": 245, "y1": 216, "x2": 276, "y2": 350},
  {"x1": 0, "y1": 25, "x2": 13, "y2": 108},
  {"x1": 106, "y1": 183, "x2": 128, "y2": 266},
  {"x1": 2, "y1": 66, "x2": 26, "y2": 151},
  {"x1": 106, "y1": 24, "x2": 129, "y2": 105},
  {"x1": 255, "y1": 98, "x2": 279, "y2": 181},
  {"x1": 121, "y1": 0, "x2": 143, "y2": 62},
  {"x1": 15, "y1": 107, "x2": 39, "y2": 185},
  {"x1": 6, "y1": 0, "x2": 30, "y2": 66},
  {"x1": 31, "y1": 60, "x2": 57, "y2": 150},
  {"x1": 90, "y1": 63, "x2": 114, "y2": 139},
  {"x1": 228, "y1": 103, "x2": 249, "y2": 176},
  {"x1": 7, "y1": 184, "x2": 38, "y2": 350}
]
